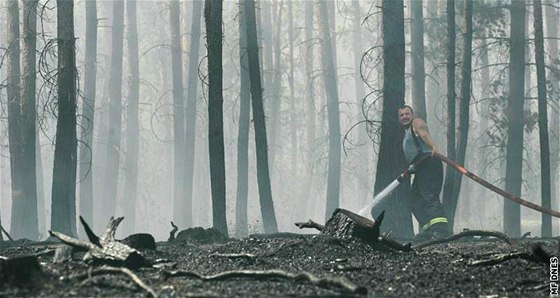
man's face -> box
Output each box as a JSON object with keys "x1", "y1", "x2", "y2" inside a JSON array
[{"x1": 398, "y1": 107, "x2": 414, "y2": 126}]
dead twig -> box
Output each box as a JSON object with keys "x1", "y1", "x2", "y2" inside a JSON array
[
  {"x1": 67, "y1": 265, "x2": 157, "y2": 298},
  {"x1": 163, "y1": 269, "x2": 366, "y2": 294},
  {"x1": 168, "y1": 221, "x2": 178, "y2": 242},
  {"x1": 412, "y1": 230, "x2": 513, "y2": 250},
  {"x1": 294, "y1": 220, "x2": 325, "y2": 231},
  {"x1": 468, "y1": 252, "x2": 531, "y2": 266},
  {"x1": 468, "y1": 244, "x2": 550, "y2": 266}
]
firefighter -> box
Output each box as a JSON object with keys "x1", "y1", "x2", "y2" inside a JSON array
[{"x1": 398, "y1": 105, "x2": 451, "y2": 240}]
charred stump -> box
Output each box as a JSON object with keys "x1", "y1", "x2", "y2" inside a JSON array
[
  {"x1": 174, "y1": 227, "x2": 228, "y2": 244},
  {"x1": 321, "y1": 209, "x2": 384, "y2": 245},
  {"x1": 121, "y1": 233, "x2": 156, "y2": 250},
  {"x1": 295, "y1": 209, "x2": 411, "y2": 251},
  {"x1": 48, "y1": 216, "x2": 150, "y2": 269}
]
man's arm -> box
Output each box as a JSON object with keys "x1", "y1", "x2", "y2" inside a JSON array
[{"x1": 412, "y1": 118, "x2": 439, "y2": 155}]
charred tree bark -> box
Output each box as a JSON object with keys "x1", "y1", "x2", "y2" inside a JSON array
[
  {"x1": 533, "y1": 0, "x2": 552, "y2": 237},
  {"x1": 205, "y1": 0, "x2": 228, "y2": 237},
  {"x1": 236, "y1": 0, "x2": 250, "y2": 238},
  {"x1": 445, "y1": 0, "x2": 473, "y2": 230},
  {"x1": 246, "y1": 0, "x2": 278, "y2": 234},
  {"x1": 51, "y1": 0, "x2": 78, "y2": 237},
  {"x1": 6, "y1": 0, "x2": 25, "y2": 239},
  {"x1": 17, "y1": 0, "x2": 40, "y2": 239},
  {"x1": 504, "y1": 0, "x2": 526, "y2": 237},
  {"x1": 410, "y1": 0, "x2": 427, "y2": 119},
  {"x1": 372, "y1": 0, "x2": 413, "y2": 238},
  {"x1": 545, "y1": 1, "x2": 559, "y2": 226},
  {"x1": 441, "y1": 0, "x2": 457, "y2": 225},
  {"x1": 321, "y1": 209, "x2": 383, "y2": 245}
]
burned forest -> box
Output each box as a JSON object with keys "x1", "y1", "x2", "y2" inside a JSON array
[{"x1": 1, "y1": 0, "x2": 560, "y2": 297}]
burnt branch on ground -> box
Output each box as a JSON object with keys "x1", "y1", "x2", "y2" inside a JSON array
[
  {"x1": 468, "y1": 244, "x2": 551, "y2": 266},
  {"x1": 63, "y1": 265, "x2": 157, "y2": 297},
  {"x1": 48, "y1": 216, "x2": 150, "y2": 269},
  {"x1": 162, "y1": 269, "x2": 367, "y2": 295}
]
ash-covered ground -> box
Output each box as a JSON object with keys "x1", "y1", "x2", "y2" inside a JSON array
[{"x1": 0, "y1": 229, "x2": 557, "y2": 297}]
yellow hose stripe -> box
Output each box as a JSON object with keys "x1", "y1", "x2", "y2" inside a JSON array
[{"x1": 422, "y1": 217, "x2": 448, "y2": 230}]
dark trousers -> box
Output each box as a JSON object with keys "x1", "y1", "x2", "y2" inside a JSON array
[{"x1": 408, "y1": 156, "x2": 447, "y2": 228}]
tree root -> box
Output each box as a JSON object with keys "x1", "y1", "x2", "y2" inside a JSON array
[
  {"x1": 67, "y1": 265, "x2": 157, "y2": 297},
  {"x1": 412, "y1": 229, "x2": 513, "y2": 250},
  {"x1": 163, "y1": 269, "x2": 366, "y2": 294}
]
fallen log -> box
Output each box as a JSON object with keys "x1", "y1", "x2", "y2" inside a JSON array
[{"x1": 49, "y1": 216, "x2": 150, "y2": 269}]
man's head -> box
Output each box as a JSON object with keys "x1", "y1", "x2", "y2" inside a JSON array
[{"x1": 398, "y1": 105, "x2": 414, "y2": 127}]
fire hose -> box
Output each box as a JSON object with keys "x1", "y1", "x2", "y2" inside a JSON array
[
  {"x1": 360, "y1": 153, "x2": 560, "y2": 219},
  {"x1": 433, "y1": 152, "x2": 560, "y2": 219}
]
